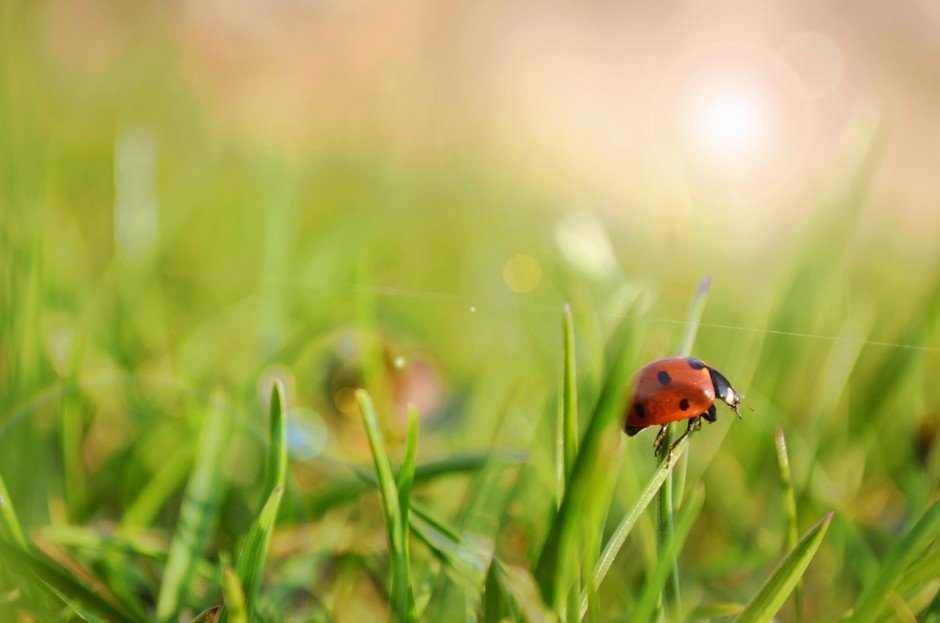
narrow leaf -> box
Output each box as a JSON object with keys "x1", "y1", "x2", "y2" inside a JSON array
[
  {"x1": 222, "y1": 568, "x2": 248, "y2": 623},
  {"x1": 584, "y1": 431, "x2": 694, "y2": 619},
  {"x1": 0, "y1": 469, "x2": 25, "y2": 547},
  {"x1": 735, "y1": 511, "x2": 834, "y2": 623},
  {"x1": 357, "y1": 389, "x2": 416, "y2": 622},
  {"x1": 845, "y1": 496, "x2": 940, "y2": 623},
  {"x1": 629, "y1": 487, "x2": 705, "y2": 623},
  {"x1": 156, "y1": 393, "x2": 232, "y2": 622},
  {"x1": 0, "y1": 538, "x2": 144, "y2": 623},
  {"x1": 774, "y1": 427, "x2": 802, "y2": 622}
]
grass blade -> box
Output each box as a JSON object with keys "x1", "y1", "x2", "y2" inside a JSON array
[
  {"x1": 581, "y1": 433, "x2": 693, "y2": 619},
  {"x1": 774, "y1": 427, "x2": 802, "y2": 622},
  {"x1": 220, "y1": 379, "x2": 288, "y2": 623},
  {"x1": 222, "y1": 568, "x2": 248, "y2": 623},
  {"x1": 397, "y1": 406, "x2": 419, "y2": 616},
  {"x1": 629, "y1": 487, "x2": 705, "y2": 623},
  {"x1": 0, "y1": 469, "x2": 25, "y2": 547},
  {"x1": 46, "y1": 583, "x2": 106, "y2": 623},
  {"x1": 309, "y1": 453, "x2": 515, "y2": 517},
  {"x1": 562, "y1": 302, "x2": 579, "y2": 483},
  {"x1": 845, "y1": 496, "x2": 940, "y2": 623},
  {"x1": 357, "y1": 389, "x2": 417, "y2": 622},
  {"x1": 0, "y1": 538, "x2": 144, "y2": 623},
  {"x1": 156, "y1": 392, "x2": 232, "y2": 622},
  {"x1": 534, "y1": 311, "x2": 642, "y2": 611},
  {"x1": 660, "y1": 276, "x2": 710, "y2": 621},
  {"x1": 561, "y1": 303, "x2": 580, "y2": 623},
  {"x1": 734, "y1": 511, "x2": 834, "y2": 623},
  {"x1": 264, "y1": 378, "x2": 288, "y2": 498}
]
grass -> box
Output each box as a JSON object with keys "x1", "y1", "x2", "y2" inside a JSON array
[{"x1": 0, "y1": 6, "x2": 939, "y2": 620}]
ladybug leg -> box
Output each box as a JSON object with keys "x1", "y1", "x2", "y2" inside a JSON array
[
  {"x1": 668, "y1": 416, "x2": 700, "y2": 456},
  {"x1": 653, "y1": 425, "x2": 669, "y2": 455},
  {"x1": 703, "y1": 404, "x2": 717, "y2": 423}
]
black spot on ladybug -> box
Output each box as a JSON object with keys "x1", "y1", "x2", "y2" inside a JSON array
[
  {"x1": 687, "y1": 358, "x2": 706, "y2": 370},
  {"x1": 635, "y1": 403, "x2": 646, "y2": 418},
  {"x1": 679, "y1": 398, "x2": 690, "y2": 411},
  {"x1": 657, "y1": 370, "x2": 672, "y2": 385}
]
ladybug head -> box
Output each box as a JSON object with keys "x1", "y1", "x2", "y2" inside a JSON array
[{"x1": 708, "y1": 366, "x2": 742, "y2": 418}]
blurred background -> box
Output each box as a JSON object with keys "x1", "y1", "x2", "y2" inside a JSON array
[{"x1": 1, "y1": 0, "x2": 939, "y2": 621}]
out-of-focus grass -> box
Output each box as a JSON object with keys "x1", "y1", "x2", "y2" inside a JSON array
[{"x1": 1, "y1": 2, "x2": 939, "y2": 621}]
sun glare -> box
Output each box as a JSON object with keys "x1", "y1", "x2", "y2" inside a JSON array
[{"x1": 693, "y1": 86, "x2": 767, "y2": 163}]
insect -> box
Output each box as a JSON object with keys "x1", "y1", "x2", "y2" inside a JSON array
[{"x1": 623, "y1": 356, "x2": 742, "y2": 456}]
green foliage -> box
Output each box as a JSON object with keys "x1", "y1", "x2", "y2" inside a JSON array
[
  {"x1": 156, "y1": 393, "x2": 232, "y2": 622},
  {"x1": 357, "y1": 390, "x2": 418, "y2": 622},
  {"x1": 0, "y1": 17, "x2": 938, "y2": 619}
]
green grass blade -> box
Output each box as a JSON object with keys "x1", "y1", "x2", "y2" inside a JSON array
[
  {"x1": 220, "y1": 379, "x2": 288, "y2": 623},
  {"x1": 156, "y1": 392, "x2": 232, "y2": 622},
  {"x1": 582, "y1": 433, "x2": 693, "y2": 619},
  {"x1": 221, "y1": 488, "x2": 283, "y2": 623},
  {"x1": 309, "y1": 452, "x2": 515, "y2": 517},
  {"x1": 120, "y1": 445, "x2": 194, "y2": 529},
  {"x1": 735, "y1": 511, "x2": 834, "y2": 623},
  {"x1": 0, "y1": 469, "x2": 26, "y2": 547},
  {"x1": 677, "y1": 276, "x2": 711, "y2": 357},
  {"x1": 46, "y1": 583, "x2": 106, "y2": 623},
  {"x1": 534, "y1": 311, "x2": 642, "y2": 611},
  {"x1": 562, "y1": 302, "x2": 579, "y2": 482},
  {"x1": 398, "y1": 406, "x2": 419, "y2": 530},
  {"x1": 629, "y1": 487, "x2": 705, "y2": 623},
  {"x1": 397, "y1": 406, "x2": 419, "y2": 618},
  {"x1": 561, "y1": 303, "x2": 580, "y2": 623},
  {"x1": 659, "y1": 275, "x2": 711, "y2": 620},
  {"x1": 845, "y1": 496, "x2": 940, "y2": 623},
  {"x1": 0, "y1": 539, "x2": 144, "y2": 623},
  {"x1": 222, "y1": 568, "x2": 248, "y2": 623},
  {"x1": 774, "y1": 427, "x2": 802, "y2": 623},
  {"x1": 357, "y1": 389, "x2": 416, "y2": 622},
  {"x1": 264, "y1": 378, "x2": 288, "y2": 497}
]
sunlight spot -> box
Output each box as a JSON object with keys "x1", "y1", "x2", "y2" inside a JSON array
[
  {"x1": 503, "y1": 254, "x2": 542, "y2": 293},
  {"x1": 693, "y1": 86, "x2": 767, "y2": 163}
]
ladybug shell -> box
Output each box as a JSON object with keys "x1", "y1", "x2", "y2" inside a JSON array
[{"x1": 624, "y1": 357, "x2": 715, "y2": 433}]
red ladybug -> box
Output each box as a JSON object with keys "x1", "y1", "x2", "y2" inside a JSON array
[{"x1": 624, "y1": 356, "x2": 742, "y2": 454}]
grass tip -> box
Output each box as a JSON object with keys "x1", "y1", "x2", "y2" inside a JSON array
[{"x1": 697, "y1": 276, "x2": 712, "y2": 294}]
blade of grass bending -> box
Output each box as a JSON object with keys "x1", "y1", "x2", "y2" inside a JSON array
[
  {"x1": 774, "y1": 427, "x2": 802, "y2": 623},
  {"x1": 219, "y1": 380, "x2": 288, "y2": 623},
  {"x1": 0, "y1": 469, "x2": 25, "y2": 547},
  {"x1": 534, "y1": 312, "x2": 642, "y2": 612},
  {"x1": 845, "y1": 496, "x2": 940, "y2": 623},
  {"x1": 189, "y1": 606, "x2": 220, "y2": 623},
  {"x1": 156, "y1": 392, "x2": 232, "y2": 622},
  {"x1": 47, "y1": 583, "x2": 106, "y2": 623},
  {"x1": 309, "y1": 452, "x2": 515, "y2": 517},
  {"x1": 0, "y1": 539, "x2": 144, "y2": 623},
  {"x1": 661, "y1": 276, "x2": 710, "y2": 621},
  {"x1": 357, "y1": 390, "x2": 417, "y2": 622},
  {"x1": 222, "y1": 568, "x2": 248, "y2": 623},
  {"x1": 581, "y1": 434, "x2": 693, "y2": 620},
  {"x1": 734, "y1": 511, "x2": 834, "y2": 623},
  {"x1": 629, "y1": 487, "x2": 705, "y2": 623}
]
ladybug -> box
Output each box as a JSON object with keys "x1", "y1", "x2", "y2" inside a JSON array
[{"x1": 623, "y1": 356, "x2": 742, "y2": 454}]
